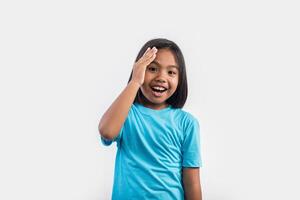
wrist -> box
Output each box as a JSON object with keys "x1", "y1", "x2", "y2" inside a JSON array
[{"x1": 129, "y1": 80, "x2": 141, "y2": 89}]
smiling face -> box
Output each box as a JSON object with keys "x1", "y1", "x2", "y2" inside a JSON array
[{"x1": 139, "y1": 48, "x2": 179, "y2": 110}]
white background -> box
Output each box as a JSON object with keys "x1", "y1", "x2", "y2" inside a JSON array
[{"x1": 1, "y1": 0, "x2": 299, "y2": 199}]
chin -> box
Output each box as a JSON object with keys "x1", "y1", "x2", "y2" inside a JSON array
[
  {"x1": 146, "y1": 97, "x2": 165, "y2": 104},
  {"x1": 140, "y1": 87, "x2": 174, "y2": 106}
]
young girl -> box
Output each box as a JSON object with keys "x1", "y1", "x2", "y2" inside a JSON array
[{"x1": 99, "y1": 38, "x2": 202, "y2": 200}]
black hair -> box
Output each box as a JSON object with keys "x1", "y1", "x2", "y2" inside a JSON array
[{"x1": 128, "y1": 38, "x2": 188, "y2": 108}]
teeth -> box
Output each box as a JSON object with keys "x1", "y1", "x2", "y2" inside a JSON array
[{"x1": 153, "y1": 86, "x2": 166, "y2": 91}]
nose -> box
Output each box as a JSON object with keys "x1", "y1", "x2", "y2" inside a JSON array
[
  {"x1": 154, "y1": 72, "x2": 167, "y2": 83},
  {"x1": 155, "y1": 78, "x2": 166, "y2": 83}
]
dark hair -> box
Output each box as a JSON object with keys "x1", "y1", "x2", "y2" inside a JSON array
[{"x1": 128, "y1": 38, "x2": 188, "y2": 108}]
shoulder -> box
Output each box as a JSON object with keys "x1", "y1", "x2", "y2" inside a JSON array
[
  {"x1": 172, "y1": 108, "x2": 200, "y2": 130},
  {"x1": 173, "y1": 107, "x2": 199, "y2": 123}
]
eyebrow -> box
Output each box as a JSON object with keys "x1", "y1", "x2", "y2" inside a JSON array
[{"x1": 151, "y1": 60, "x2": 179, "y2": 69}]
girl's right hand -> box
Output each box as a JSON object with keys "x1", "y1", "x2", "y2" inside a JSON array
[{"x1": 131, "y1": 47, "x2": 158, "y2": 86}]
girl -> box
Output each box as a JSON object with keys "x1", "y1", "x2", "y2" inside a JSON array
[{"x1": 99, "y1": 38, "x2": 202, "y2": 200}]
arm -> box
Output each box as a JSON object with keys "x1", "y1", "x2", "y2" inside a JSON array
[
  {"x1": 98, "y1": 81, "x2": 140, "y2": 140},
  {"x1": 98, "y1": 47, "x2": 157, "y2": 140},
  {"x1": 182, "y1": 167, "x2": 202, "y2": 200}
]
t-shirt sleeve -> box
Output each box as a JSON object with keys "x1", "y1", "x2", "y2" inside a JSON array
[
  {"x1": 99, "y1": 105, "x2": 133, "y2": 147},
  {"x1": 182, "y1": 117, "x2": 202, "y2": 168},
  {"x1": 100, "y1": 125, "x2": 124, "y2": 146}
]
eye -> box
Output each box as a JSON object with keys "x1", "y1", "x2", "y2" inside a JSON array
[
  {"x1": 148, "y1": 66, "x2": 158, "y2": 72},
  {"x1": 168, "y1": 71, "x2": 177, "y2": 75}
]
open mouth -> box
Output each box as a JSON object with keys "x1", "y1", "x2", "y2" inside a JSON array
[
  {"x1": 151, "y1": 86, "x2": 167, "y2": 93},
  {"x1": 150, "y1": 86, "x2": 168, "y2": 97}
]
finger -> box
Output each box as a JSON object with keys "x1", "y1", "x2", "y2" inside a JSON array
[
  {"x1": 136, "y1": 47, "x2": 157, "y2": 66},
  {"x1": 152, "y1": 46, "x2": 157, "y2": 53},
  {"x1": 143, "y1": 51, "x2": 156, "y2": 63},
  {"x1": 141, "y1": 51, "x2": 156, "y2": 66},
  {"x1": 142, "y1": 47, "x2": 151, "y2": 56},
  {"x1": 143, "y1": 49, "x2": 153, "y2": 59},
  {"x1": 145, "y1": 46, "x2": 157, "y2": 55},
  {"x1": 148, "y1": 47, "x2": 157, "y2": 55},
  {"x1": 144, "y1": 47, "x2": 157, "y2": 60},
  {"x1": 148, "y1": 52, "x2": 157, "y2": 62}
]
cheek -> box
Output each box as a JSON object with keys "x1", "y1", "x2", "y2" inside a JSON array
[
  {"x1": 170, "y1": 78, "x2": 179, "y2": 88},
  {"x1": 142, "y1": 73, "x2": 151, "y2": 83},
  {"x1": 144, "y1": 71, "x2": 153, "y2": 81}
]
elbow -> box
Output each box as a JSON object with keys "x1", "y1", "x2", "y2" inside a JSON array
[
  {"x1": 98, "y1": 123, "x2": 108, "y2": 138},
  {"x1": 98, "y1": 123, "x2": 116, "y2": 141}
]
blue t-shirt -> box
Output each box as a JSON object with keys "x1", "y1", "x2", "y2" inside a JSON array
[{"x1": 100, "y1": 103, "x2": 202, "y2": 200}]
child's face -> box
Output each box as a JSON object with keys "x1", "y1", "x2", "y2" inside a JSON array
[{"x1": 140, "y1": 48, "x2": 179, "y2": 110}]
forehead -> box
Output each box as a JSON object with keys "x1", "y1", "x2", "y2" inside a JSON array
[{"x1": 152, "y1": 48, "x2": 178, "y2": 69}]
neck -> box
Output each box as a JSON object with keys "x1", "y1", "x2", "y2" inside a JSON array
[{"x1": 137, "y1": 94, "x2": 168, "y2": 110}]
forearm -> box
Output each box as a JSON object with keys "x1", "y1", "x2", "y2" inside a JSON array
[
  {"x1": 98, "y1": 80, "x2": 140, "y2": 140},
  {"x1": 183, "y1": 183, "x2": 202, "y2": 200},
  {"x1": 183, "y1": 168, "x2": 202, "y2": 200}
]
